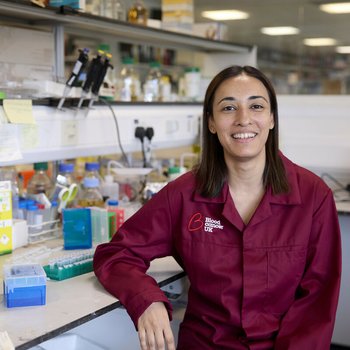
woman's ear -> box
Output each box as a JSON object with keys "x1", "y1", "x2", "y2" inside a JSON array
[
  {"x1": 208, "y1": 118, "x2": 216, "y2": 134},
  {"x1": 269, "y1": 113, "x2": 275, "y2": 130}
]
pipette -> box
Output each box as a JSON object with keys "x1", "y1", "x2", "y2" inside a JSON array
[
  {"x1": 57, "y1": 48, "x2": 89, "y2": 110},
  {"x1": 88, "y1": 52, "x2": 114, "y2": 109},
  {"x1": 77, "y1": 50, "x2": 104, "y2": 109}
]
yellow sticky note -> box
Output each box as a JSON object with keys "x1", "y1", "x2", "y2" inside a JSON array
[{"x1": 3, "y1": 99, "x2": 36, "y2": 124}]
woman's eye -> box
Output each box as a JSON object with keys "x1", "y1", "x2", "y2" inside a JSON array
[
  {"x1": 223, "y1": 105, "x2": 236, "y2": 111},
  {"x1": 251, "y1": 104, "x2": 263, "y2": 110}
]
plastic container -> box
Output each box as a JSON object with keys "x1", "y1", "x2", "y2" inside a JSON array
[
  {"x1": 106, "y1": 199, "x2": 125, "y2": 232},
  {"x1": 57, "y1": 163, "x2": 76, "y2": 187},
  {"x1": 101, "y1": 0, "x2": 125, "y2": 20},
  {"x1": 118, "y1": 57, "x2": 140, "y2": 102},
  {"x1": 143, "y1": 61, "x2": 161, "y2": 102},
  {"x1": 127, "y1": 0, "x2": 148, "y2": 25},
  {"x1": 184, "y1": 67, "x2": 201, "y2": 101},
  {"x1": 100, "y1": 174, "x2": 119, "y2": 201},
  {"x1": 62, "y1": 208, "x2": 92, "y2": 249},
  {"x1": 3, "y1": 263, "x2": 46, "y2": 308},
  {"x1": 27, "y1": 162, "x2": 54, "y2": 198},
  {"x1": 78, "y1": 178, "x2": 104, "y2": 208}
]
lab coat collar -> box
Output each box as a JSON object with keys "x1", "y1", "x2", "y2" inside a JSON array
[{"x1": 192, "y1": 153, "x2": 302, "y2": 207}]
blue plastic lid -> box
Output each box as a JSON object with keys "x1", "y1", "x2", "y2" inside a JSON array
[
  {"x1": 83, "y1": 177, "x2": 100, "y2": 188},
  {"x1": 85, "y1": 162, "x2": 100, "y2": 171},
  {"x1": 59, "y1": 163, "x2": 74, "y2": 173},
  {"x1": 27, "y1": 204, "x2": 38, "y2": 211},
  {"x1": 51, "y1": 200, "x2": 58, "y2": 207},
  {"x1": 107, "y1": 199, "x2": 119, "y2": 206},
  {"x1": 19, "y1": 200, "x2": 27, "y2": 209}
]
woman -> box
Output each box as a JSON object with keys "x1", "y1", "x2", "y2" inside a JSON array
[{"x1": 94, "y1": 66, "x2": 341, "y2": 349}]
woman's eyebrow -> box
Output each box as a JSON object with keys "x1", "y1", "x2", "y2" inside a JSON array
[{"x1": 217, "y1": 95, "x2": 268, "y2": 104}]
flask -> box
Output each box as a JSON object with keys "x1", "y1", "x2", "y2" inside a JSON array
[
  {"x1": 27, "y1": 162, "x2": 54, "y2": 198},
  {"x1": 127, "y1": 0, "x2": 148, "y2": 25},
  {"x1": 143, "y1": 61, "x2": 161, "y2": 102},
  {"x1": 119, "y1": 57, "x2": 140, "y2": 101},
  {"x1": 78, "y1": 178, "x2": 104, "y2": 208}
]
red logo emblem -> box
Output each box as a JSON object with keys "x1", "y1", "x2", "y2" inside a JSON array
[{"x1": 188, "y1": 212, "x2": 204, "y2": 231}]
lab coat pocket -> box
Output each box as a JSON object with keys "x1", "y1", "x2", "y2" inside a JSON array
[{"x1": 265, "y1": 247, "x2": 307, "y2": 315}]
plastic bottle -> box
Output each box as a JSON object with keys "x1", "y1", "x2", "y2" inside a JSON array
[
  {"x1": 27, "y1": 162, "x2": 54, "y2": 198},
  {"x1": 101, "y1": 0, "x2": 125, "y2": 20},
  {"x1": 143, "y1": 61, "x2": 161, "y2": 102},
  {"x1": 106, "y1": 199, "x2": 125, "y2": 231},
  {"x1": 100, "y1": 174, "x2": 120, "y2": 202},
  {"x1": 78, "y1": 178, "x2": 104, "y2": 208},
  {"x1": 84, "y1": 162, "x2": 102, "y2": 186},
  {"x1": 127, "y1": 0, "x2": 148, "y2": 25},
  {"x1": 119, "y1": 57, "x2": 141, "y2": 101},
  {"x1": 57, "y1": 163, "x2": 76, "y2": 187},
  {"x1": 184, "y1": 67, "x2": 201, "y2": 101}
]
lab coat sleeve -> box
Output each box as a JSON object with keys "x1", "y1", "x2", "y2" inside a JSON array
[
  {"x1": 274, "y1": 189, "x2": 341, "y2": 349},
  {"x1": 93, "y1": 185, "x2": 175, "y2": 328}
]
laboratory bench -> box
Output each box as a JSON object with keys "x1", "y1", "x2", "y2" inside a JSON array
[
  {"x1": 1, "y1": 201, "x2": 349, "y2": 349},
  {"x1": 0, "y1": 239, "x2": 185, "y2": 350}
]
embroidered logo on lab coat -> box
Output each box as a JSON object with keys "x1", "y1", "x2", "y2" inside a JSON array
[{"x1": 188, "y1": 213, "x2": 224, "y2": 233}]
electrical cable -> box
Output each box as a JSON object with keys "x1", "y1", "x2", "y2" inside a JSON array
[
  {"x1": 135, "y1": 126, "x2": 146, "y2": 168},
  {"x1": 98, "y1": 98, "x2": 130, "y2": 167}
]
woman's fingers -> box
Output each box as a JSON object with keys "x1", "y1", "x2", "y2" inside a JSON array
[{"x1": 137, "y1": 302, "x2": 175, "y2": 350}]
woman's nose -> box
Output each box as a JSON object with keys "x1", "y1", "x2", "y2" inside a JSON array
[{"x1": 234, "y1": 108, "x2": 251, "y2": 126}]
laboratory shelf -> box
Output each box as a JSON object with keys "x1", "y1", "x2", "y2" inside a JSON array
[{"x1": 0, "y1": 0, "x2": 251, "y2": 53}]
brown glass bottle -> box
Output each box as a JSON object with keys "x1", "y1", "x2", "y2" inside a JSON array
[{"x1": 127, "y1": 0, "x2": 148, "y2": 25}]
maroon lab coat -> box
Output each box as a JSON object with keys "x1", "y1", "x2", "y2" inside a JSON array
[{"x1": 94, "y1": 153, "x2": 341, "y2": 350}]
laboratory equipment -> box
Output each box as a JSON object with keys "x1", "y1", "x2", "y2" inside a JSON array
[
  {"x1": 143, "y1": 61, "x2": 161, "y2": 102},
  {"x1": 3, "y1": 263, "x2": 47, "y2": 308},
  {"x1": 78, "y1": 178, "x2": 104, "y2": 208},
  {"x1": 77, "y1": 50, "x2": 104, "y2": 109},
  {"x1": 62, "y1": 208, "x2": 92, "y2": 249},
  {"x1": 57, "y1": 48, "x2": 89, "y2": 110},
  {"x1": 27, "y1": 162, "x2": 54, "y2": 198},
  {"x1": 43, "y1": 249, "x2": 95, "y2": 280},
  {"x1": 58, "y1": 183, "x2": 78, "y2": 213},
  {"x1": 88, "y1": 52, "x2": 114, "y2": 109},
  {"x1": 127, "y1": 0, "x2": 148, "y2": 25}
]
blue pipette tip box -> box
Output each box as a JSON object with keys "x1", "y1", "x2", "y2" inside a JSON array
[
  {"x1": 3, "y1": 264, "x2": 47, "y2": 308},
  {"x1": 62, "y1": 208, "x2": 92, "y2": 250}
]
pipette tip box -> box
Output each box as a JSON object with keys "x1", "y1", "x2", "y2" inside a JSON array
[{"x1": 3, "y1": 264, "x2": 47, "y2": 308}]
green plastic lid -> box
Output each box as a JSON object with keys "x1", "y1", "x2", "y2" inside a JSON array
[
  {"x1": 98, "y1": 43, "x2": 110, "y2": 53},
  {"x1": 149, "y1": 61, "x2": 161, "y2": 68},
  {"x1": 122, "y1": 57, "x2": 134, "y2": 65},
  {"x1": 185, "y1": 67, "x2": 200, "y2": 73},
  {"x1": 0, "y1": 91, "x2": 6, "y2": 100},
  {"x1": 168, "y1": 166, "x2": 181, "y2": 174},
  {"x1": 34, "y1": 162, "x2": 48, "y2": 171}
]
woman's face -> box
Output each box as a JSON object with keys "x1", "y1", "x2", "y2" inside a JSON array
[{"x1": 208, "y1": 74, "x2": 274, "y2": 165}]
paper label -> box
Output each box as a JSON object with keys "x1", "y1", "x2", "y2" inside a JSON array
[{"x1": 0, "y1": 181, "x2": 13, "y2": 255}]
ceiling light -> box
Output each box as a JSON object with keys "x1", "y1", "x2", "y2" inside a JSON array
[
  {"x1": 320, "y1": 2, "x2": 350, "y2": 14},
  {"x1": 336, "y1": 46, "x2": 350, "y2": 54},
  {"x1": 303, "y1": 38, "x2": 337, "y2": 46},
  {"x1": 261, "y1": 26, "x2": 300, "y2": 36},
  {"x1": 201, "y1": 10, "x2": 249, "y2": 21}
]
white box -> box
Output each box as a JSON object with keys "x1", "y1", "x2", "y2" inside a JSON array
[{"x1": 193, "y1": 22, "x2": 228, "y2": 41}]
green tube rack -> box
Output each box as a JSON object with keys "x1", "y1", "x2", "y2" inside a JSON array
[{"x1": 43, "y1": 249, "x2": 94, "y2": 281}]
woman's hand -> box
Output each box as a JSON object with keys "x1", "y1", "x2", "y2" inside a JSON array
[{"x1": 137, "y1": 302, "x2": 176, "y2": 350}]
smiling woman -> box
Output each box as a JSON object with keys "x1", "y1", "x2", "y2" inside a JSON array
[{"x1": 94, "y1": 65, "x2": 341, "y2": 350}]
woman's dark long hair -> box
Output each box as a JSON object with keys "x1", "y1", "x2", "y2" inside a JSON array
[{"x1": 195, "y1": 65, "x2": 289, "y2": 197}]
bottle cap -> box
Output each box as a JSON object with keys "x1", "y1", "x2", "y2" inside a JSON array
[
  {"x1": 85, "y1": 162, "x2": 100, "y2": 171},
  {"x1": 122, "y1": 57, "x2": 134, "y2": 65},
  {"x1": 185, "y1": 67, "x2": 200, "y2": 73},
  {"x1": 27, "y1": 205, "x2": 38, "y2": 211},
  {"x1": 107, "y1": 199, "x2": 119, "y2": 206},
  {"x1": 34, "y1": 162, "x2": 49, "y2": 171},
  {"x1": 149, "y1": 61, "x2": 160, "y2": 68},
  {"x1": 59, "y1": 163, "x2": 74, "y2": 173}
]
